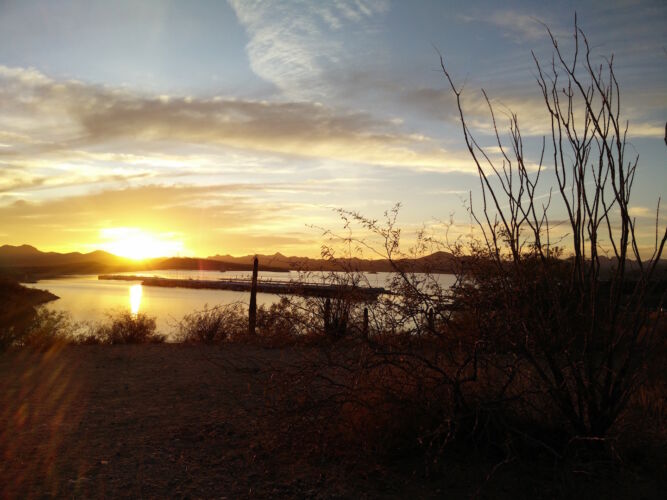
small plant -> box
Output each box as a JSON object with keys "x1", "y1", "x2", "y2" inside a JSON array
[
  {"x1": 96, "y1": 311, "x2": 165, "y2": 344},
  {"x1": 177, "y1": 303, "x2": 246, "y2": 343},
  {"x1": 16, "y1": 307, "x2": 76, "y2": 349},
  {"x1": 176, "y1": 298, "x2": 326, "y2": 345},
  {"x1": 256, "y1": 297, "x2": 318, "y2": 345}
]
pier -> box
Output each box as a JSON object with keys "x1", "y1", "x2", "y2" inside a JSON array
[{"x1": 98, "y1": 275, "x2": 387, "y2": 300}]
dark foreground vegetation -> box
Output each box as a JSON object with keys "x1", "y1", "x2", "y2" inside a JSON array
[
  {"x1": 0, "y1": 279, "x2": 58, "y2": 351},
  {"x1": 1, "y1": 290, "x2": 665, "y2": 498},
  {"x1": 1, "y1": 341, "x2": 665, "y2": 499}
]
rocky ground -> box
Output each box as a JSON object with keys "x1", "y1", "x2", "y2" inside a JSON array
[
  {"x1": 0, "y1": 344, "x2": 449, "y2": 498},
  {"x1": 1, "y1": 344, "x2": 664, "y2": 499}
]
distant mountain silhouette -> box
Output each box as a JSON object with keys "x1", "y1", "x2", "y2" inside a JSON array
[
  {"x1": 156, "y1": 257, "x2": 287, "y2": 273},
  {"x1": 208, "y1": 250, "x2": 457, "y2": 273},
  {"x1": 0, "y1": 244, "x2": 458, "y2": 280},
  {"x1": 207, "y1": 251, "x2": 667, "y2": 276},
  {"x1": 0, "y1": 244, "x2": 125, "y2": 267},
  {"x1": 0, "y1": 244, "x2": 41, "y2": 256},
  {"x1": 1, "y1": 244, "x2": 663, "y2": 282},
  {"x1": 0, "y1": 245, "x2": 291, "y2": 280},
  {"x1": 0, "y1": 245, "x2": 140, "y2": 280}
]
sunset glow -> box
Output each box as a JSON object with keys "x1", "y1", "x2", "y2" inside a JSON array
[
  {"x1": 99, "y1": 228, "x2": 184, "y2": 260},
  {"x1": 0, "y1": 1, "x2": 664, "y2": 257}
]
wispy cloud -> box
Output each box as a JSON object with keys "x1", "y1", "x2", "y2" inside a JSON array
[
  {"x1": 458, "y1": 9, "x2": 559, "y2": 43},
  {"x1": 628, "y1": 206, "x2": 657, "y2": 218},
  {"x1": 228, "y1": 0, "x2": 389, "y2": 99},
  {"x1": 400, "y1": 84, "x2": 666, "y2": 140},
  {"x1": 486, "y1": 11, "x2": 548, "y2": 41}
]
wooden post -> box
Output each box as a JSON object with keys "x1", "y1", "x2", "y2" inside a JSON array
[
  {"x1": 363, "y1": 307, "x2": 369, "y2": 338},
  {"x1": 248, "y1": 256, "x2": 258, "y2": 335},
  {"x1": 324, "y1": 297, "x2": 331, "y2": 335}
]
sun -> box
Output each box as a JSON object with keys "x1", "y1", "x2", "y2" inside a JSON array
[{"x1": 99, "y1": 227, "x2": 184, "y2": 260}]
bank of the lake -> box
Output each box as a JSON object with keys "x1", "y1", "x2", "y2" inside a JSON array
[{"x1": 26, "y1": 271, "x2": 457, "y2": 339}]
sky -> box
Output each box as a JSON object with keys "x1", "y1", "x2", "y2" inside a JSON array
[{"x1": 0, "y1": 0, "x2": 665, "y2": 258}]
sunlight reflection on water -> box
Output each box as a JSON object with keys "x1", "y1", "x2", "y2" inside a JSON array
[{"x1": 129, "y1": 284, "x2": 142, "y2": 315}]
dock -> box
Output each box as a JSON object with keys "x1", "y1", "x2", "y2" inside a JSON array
[{"x1": 98, "y1": 275, "x2": 387, "y2": 300}]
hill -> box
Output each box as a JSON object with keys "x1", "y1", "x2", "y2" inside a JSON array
[
  {"x1": 208, "y1": 250, "x2": 457, "y2": 273},
  {"x1": 0, "y1": 244, "x2": 459, "y2": 279},
  {"x1": 154, "y1": 257, "x2": 287, "y2": 273},
  {"x1": 0, "y1": 245, "x2": 290, "y2": 280},
  {"x1": 0, "y1": 244, "x2": 140, "y2": 281},
  {"x1": 0, "y1": 244, "x2": 125, "y2": 267},
  {"x1": 0, "y1": 278, "x2": 59, "y2": 344}
]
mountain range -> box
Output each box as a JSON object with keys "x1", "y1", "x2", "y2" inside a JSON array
[
  {"x1": 2, "y1": 244, "x2": 665, "y2": 283},
  {"x1": 207, "y1": 251, "x2": 457, "y2": 273},
  {"x1": 0, "y1": 244, "x2": 457, "y2": 281}
]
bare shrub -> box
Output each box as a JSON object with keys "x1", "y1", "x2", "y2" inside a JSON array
[
  {"x1": 255, "y1": 298, "x2": 311, "y2": 345},
  {"x1": 439, "y1": 17, "x2": 666, "y2": 438},
  {"x1": 0, "y1": 280, "x2": 58, "y2": 351},
  {"x1": 16, "y1": 308, "x2": 76, "y2": 349},
  {"x1": 176, "y1": 298, "x2": 327, "y2": 346},
  {"x1": 177, "y1": 303, "x2": 247, "y2": 343},
  {"x1": 251, "y1": 19, "x2": 667, "y2": 482},
  {"x1": 0, "y1": 317, "x2": 23, "y2": 351},
  {"x1": 95, "y1": 311, "x2": 165, "y2": 344},
  {"x1": 250, "y1": 295, "x2": 343, "y2": 345},
  {"x1": 74, "y1": 329, "x2": 106, "y2": 345}
]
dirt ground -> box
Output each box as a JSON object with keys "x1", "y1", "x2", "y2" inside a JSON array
[
  {"x1": 1, "y1": 344, "x2": 664, "y2": 499},
  {"x1": 0, "y1": 344, "x2": 449, "y2": 499}
]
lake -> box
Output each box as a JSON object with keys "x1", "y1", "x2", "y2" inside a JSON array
[{"x1": 26, "y1": 270, "x2": 457, "y2": 339}]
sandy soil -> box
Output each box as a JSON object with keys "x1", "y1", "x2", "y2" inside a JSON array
[
  {"x1": 1, "y1": 344, "x2": 664, "y2": 499},
  {"x1": 0, "y1": 344, "x2": 447, "y2": 499}
]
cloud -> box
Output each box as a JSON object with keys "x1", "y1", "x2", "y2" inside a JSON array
[
  {"x1": 486, "y1": 11, "x2": 548, "y2": 41},
  {"x1": 228, "y1": 0, "x2": 389, "y2": 99},
  {"x1": 0, "y1": 64, "x2": 467, "y2": 174},
  {"x1": 400, "y1": 83, "x2": 666, "y2": 140},
  {"x1": 628, "y1": 206, "x2": 654, "y2": 218},
  {"x1": 209, "y1": 231, "x2": 319, "y2": 256},
  {"x1": 0, "y1": 184, "x2": 328, "y2": 255},
  {"x1": 75, "y1": 93, "x2": 450, "y2": 169},
  {"x1": 0, "y1": 165, "x2": 47, "y2": 193},
  {"x1": 458, "y1": 9, "x2": 561, "y2": 43}
]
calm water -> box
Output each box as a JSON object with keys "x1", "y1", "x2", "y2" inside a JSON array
[{"x1": 27, "y1": 270, "x2": 456, "y2": 339}]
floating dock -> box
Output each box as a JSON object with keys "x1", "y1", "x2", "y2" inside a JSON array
[{"x1": 98, "y1": 275, "x2": 386, "y2": 300}]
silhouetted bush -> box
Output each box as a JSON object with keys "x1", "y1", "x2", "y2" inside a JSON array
[
  {"x1": 17, "y1": 308, "x2": 75, "y2": 349},
  {"x1": 0, "y1": 279, "x2": 58, "y2": 351},
  {"x1": 255, "y1": 297, "x2": 323, "y2": 345},
  {"x1": 0, "y1": 316, "x2": 23, "y2": 351},
  {"x1": 436, "y1": 19, "x2": 667, "y2": 437},
  {"x1": 176, "y1": 303, "x2": 246, "y2": 343},
  {"x1": 95, "y1": 311, "x2": 165, "y2": 344},
  {"x1": 176, "y1": 298, "x2": 330, "y2": 346}
]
